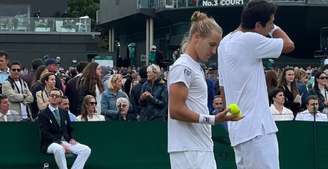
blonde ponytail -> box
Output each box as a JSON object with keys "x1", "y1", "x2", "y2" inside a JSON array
[{"x1": 188, "y1": 11, "x2": 222, "y2": 39}]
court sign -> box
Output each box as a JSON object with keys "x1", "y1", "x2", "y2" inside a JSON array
[{"x1": 202, "y1": 0, "x2": 245, "y2": 6}]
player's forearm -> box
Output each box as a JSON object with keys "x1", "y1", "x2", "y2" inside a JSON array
[
  {"x1": 169, "y1": 83, "x2": 203, "y2": 123},
  {"x1": 272, "y1": 26, "x2": 295, "y2": 53},
  {"x1": 169, "y1": 105, "x2": 199, "y2": 123}
]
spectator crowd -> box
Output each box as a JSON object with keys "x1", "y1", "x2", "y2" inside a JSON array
[
  {"x1": 0, "y1": 50, "x2": 168, "y2": 122},
  {"x1": 0, "y1": 49, "x2": 328, "y2": 123}
]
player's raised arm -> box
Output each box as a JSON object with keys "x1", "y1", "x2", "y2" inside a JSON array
[{"x1": 271, "y1": 25, "x2": 295, "y2": 53}]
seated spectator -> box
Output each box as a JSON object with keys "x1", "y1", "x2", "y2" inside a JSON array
[
  {"x1": 211, "y1": 95, "x2": 225, "y2": 115},
  {"x1": 309, "y1": 71, "x2": 328, "y2": 113},
  {"x1": 59, "y1": 96, "x2": 76, "y2": 122},
  {"x1": 38, "y1": 88, "x2": 91, "y2": 169},
  {"x1": 0, "y1": 94, "x2": 20, "y2": 121},
  {"x1": 269, "y1": 88, "x2": 294, "y2": 121},
  {"x1": 2, "y1": 61, "x2": 34, "y2": 121},
  {"x1": 101, "y1": 74, "x2": 128, "y2": 120},
  {"x1": 139, "y1": 64, "x2": 167, "y2": 121},
  {"x1": 295, "y1": 95, "x2": 328, "y2": 122},
  {"x1": 116, "y1": 97, "x2": 130, "y2": 121},
  {"x1": 36, "y1": 72, "x2": 62, "y2": 111},
  {"x1": 77, "y1": 95, "x2": 105, "y2": 121}
]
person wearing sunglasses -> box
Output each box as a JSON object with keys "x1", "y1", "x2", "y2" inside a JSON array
[
  {"x1": 295, "y1": 95, "x2": 328, "y2": 122},
  {"x1": 77, "y1": 95, "x2": 105, "y2": 121},
  {"x1": 2, "y1": 61, "x2": 33, "y2": 121},
  {"x1": 38, "y1": 88, "x2": 91, "y2": 169},
  {"x1": 309, "y1": 71, "x2": 328, "y2": 113},
  {"x1": 76, "y1": 62, "x2": 104, "y2": 116}
]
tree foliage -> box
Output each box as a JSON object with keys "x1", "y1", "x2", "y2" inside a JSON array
[{"x1": 67, "y1": 0, "x2": 99, "y2": 27}]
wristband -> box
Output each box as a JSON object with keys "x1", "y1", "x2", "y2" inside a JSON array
[
  {"x1": 198, "y1": 114, "x2": 215, "y2": 125},
  {"x1": 269, "y1": 24, "x2": 280, "y2": 37}
]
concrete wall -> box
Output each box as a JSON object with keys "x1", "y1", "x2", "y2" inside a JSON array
[
  {"x1": 99, "y1": 0, "x2": 138, "y2": 24},
  {"x1": 0, "y1": 33, "x2": 98, "y2": 68}
]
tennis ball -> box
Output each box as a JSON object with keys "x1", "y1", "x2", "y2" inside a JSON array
[{"x1": 228, "y1": 103, "x2": 241, "y2": 116}]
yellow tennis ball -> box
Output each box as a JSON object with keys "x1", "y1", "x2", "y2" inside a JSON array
[{"x1": 229, "y1": 103, "x2": 241, "y2": 116}]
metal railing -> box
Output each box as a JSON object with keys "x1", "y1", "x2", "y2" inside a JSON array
[
  {"x1": 308, "y1": 0, "x2": 328, "y2": 4},
  {"x1": 0, "y1": 17, "x2": 91, "y2": 33},
  {"x1": 137, "y1": 0, "x2": 328, "y2": 9}
]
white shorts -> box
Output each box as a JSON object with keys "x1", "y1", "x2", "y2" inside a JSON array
[
  {"x1": 169, "y1": 151, "x2": 217, "y2": 169},
  {"x1": 233, "y1": 133, "x2": 279, "y2": 169}
]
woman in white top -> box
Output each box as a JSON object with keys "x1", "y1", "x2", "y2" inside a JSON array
[
  {"x1": 77, "y1": 95, "x2": 105, "y2": 121},
  {"x1": 269, "y1": 87, "x2": 294, "y2": 121}
]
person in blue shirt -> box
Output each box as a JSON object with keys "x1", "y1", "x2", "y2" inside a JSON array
[{"x1": 0, "y1": 51, "x2": 10, "y2": 90}]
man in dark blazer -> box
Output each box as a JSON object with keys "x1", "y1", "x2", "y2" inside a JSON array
[{"x1": 38, "y1": 88, "x2": 91, "y2": 169}]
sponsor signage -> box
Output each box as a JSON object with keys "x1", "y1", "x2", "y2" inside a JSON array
[{"x1": 95, "y1": 55, "x2": 113, "y2": 68}]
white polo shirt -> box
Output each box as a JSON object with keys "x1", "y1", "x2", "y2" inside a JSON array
[
  {"x1": 218, "y1": 31, "x2": 283, "y2": 146},
  {"x1": 270, "y1": 104, "x2": 294, "y2": 121},
  {"x1": 295, "y1": 110, "x2": 328, "y2": 122},
  {"x1": 168, "y1": 54, "x2": 213, "y2": 153}
]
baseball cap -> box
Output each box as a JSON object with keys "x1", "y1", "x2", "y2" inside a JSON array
[{"x1": 45, "y1": 58, "x2": 57, "y2": 66}]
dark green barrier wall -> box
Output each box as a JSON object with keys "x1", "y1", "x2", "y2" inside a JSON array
[{"x1": 0, "y1": 121, "x2": 326, "y2": 169}]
